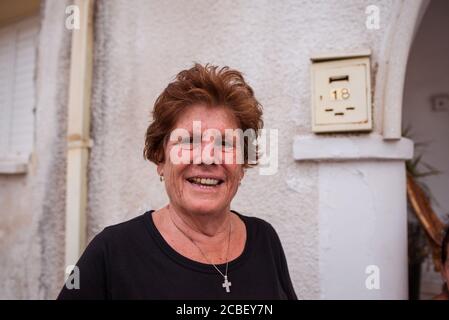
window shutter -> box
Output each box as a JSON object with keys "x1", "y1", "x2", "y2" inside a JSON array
[
  {"x1": 0, "y1": 17, "x2": 38, "y2": 160},
  {"x1": 0, "y1": 28, "x2": 16, "y2": 157}
]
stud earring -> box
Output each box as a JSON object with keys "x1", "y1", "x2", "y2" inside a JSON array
[{"x1": 160, "y1": 175, "x2": 164, "y2": 182}]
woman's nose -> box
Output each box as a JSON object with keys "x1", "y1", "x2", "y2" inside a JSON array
[{"x1": 192, "y1": 141, "x2": 221, "y2": 165}]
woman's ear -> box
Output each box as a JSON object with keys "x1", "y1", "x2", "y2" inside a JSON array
[{"x1": 157, "y1": 162, "x2": 164, "y2": 177}]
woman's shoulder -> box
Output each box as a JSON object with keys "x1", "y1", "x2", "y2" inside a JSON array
[
  {"x1": 433, "y1": 293, "x2": 449, "y2": 300},
  {"x1": 432, "y1": 291, "x2": 449, "y2": 300},
  {"x1": 232, "y1": 210, "x2": 281, "y2": 240},
  {"x1": 90, "y1": 211, "x2": 151, "y2": 245}
]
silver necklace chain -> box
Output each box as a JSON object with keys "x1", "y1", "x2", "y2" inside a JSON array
[{"x1": 169, "y1": 212, "x2": 232, "y2": 279}]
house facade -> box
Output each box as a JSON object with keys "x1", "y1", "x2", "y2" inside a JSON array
[{"x1": 0, "y1": 0, "x2": 447, "y2": 299}]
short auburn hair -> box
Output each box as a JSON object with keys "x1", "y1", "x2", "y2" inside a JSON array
[{"x1": 143, "y1": 63, "x2": 263, "y2": 166}]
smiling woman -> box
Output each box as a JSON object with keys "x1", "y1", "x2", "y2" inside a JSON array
[{"x1": 57, "y1": 63, "x2": 297, "y2": 300}]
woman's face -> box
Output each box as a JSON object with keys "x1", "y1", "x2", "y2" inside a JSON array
[{"x1": 158, "y1": 104, "x2": 244, "y2": 216}]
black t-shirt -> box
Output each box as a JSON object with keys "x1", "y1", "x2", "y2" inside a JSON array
[{"x1": 57, "y1": 210, "x2": 297, "y2": 300}]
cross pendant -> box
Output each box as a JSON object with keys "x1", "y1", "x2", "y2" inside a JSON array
[{"x1": 222, "y1": 275, "x2": 232, "y2": 293}]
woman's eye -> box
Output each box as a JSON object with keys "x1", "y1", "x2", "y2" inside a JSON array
[
  {"x1": 179, "y1": 137, "x2": 201, "y2": 149},
  {"x1": 179, "y1": 137, "x2": 193, "y2": 148}
]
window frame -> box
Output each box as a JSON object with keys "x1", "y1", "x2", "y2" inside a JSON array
[{"x1": 0, "y1": 15, "x2": 39, "y2": 174}]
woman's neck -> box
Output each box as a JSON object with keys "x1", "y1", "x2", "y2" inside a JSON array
[{"x1": 165, "y1": 204, "x2": 231, "y2": 240}]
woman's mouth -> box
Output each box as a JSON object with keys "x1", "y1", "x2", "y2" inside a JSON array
[{"x1": 186, "y1": 177, "x2": 224, "y2": 187}]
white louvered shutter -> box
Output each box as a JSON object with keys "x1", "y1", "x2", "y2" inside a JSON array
[{"x1": 0, "y1": 17, "x2": 38, "y2": 161}]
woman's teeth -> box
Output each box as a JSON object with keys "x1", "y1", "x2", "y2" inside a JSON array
[{"x1": 189, "y1": 177, "x2": 221, "y2": 186}]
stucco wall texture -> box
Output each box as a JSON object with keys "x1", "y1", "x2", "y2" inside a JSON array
[
  {"x1": 0, "y1": 0, "x2": 400, "y2": 299},
  {"x1": 88, "y1": 0, "x2": 396, "y2": 300},
  {"x1": 0, "y1": 0, "x2": 71, "y2": 299}
]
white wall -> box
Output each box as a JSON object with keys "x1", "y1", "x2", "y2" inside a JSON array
[{"x1": 318, "y1": 160, "x2": 409, "y2": 299}]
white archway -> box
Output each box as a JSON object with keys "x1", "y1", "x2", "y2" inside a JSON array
[{"x1": 379, "y1": 0, "x2": 430, "y2": 140}]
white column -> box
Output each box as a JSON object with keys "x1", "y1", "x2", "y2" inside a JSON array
[{"x1": 294, "y1": 133, "x2": 413, "y2": 299}]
